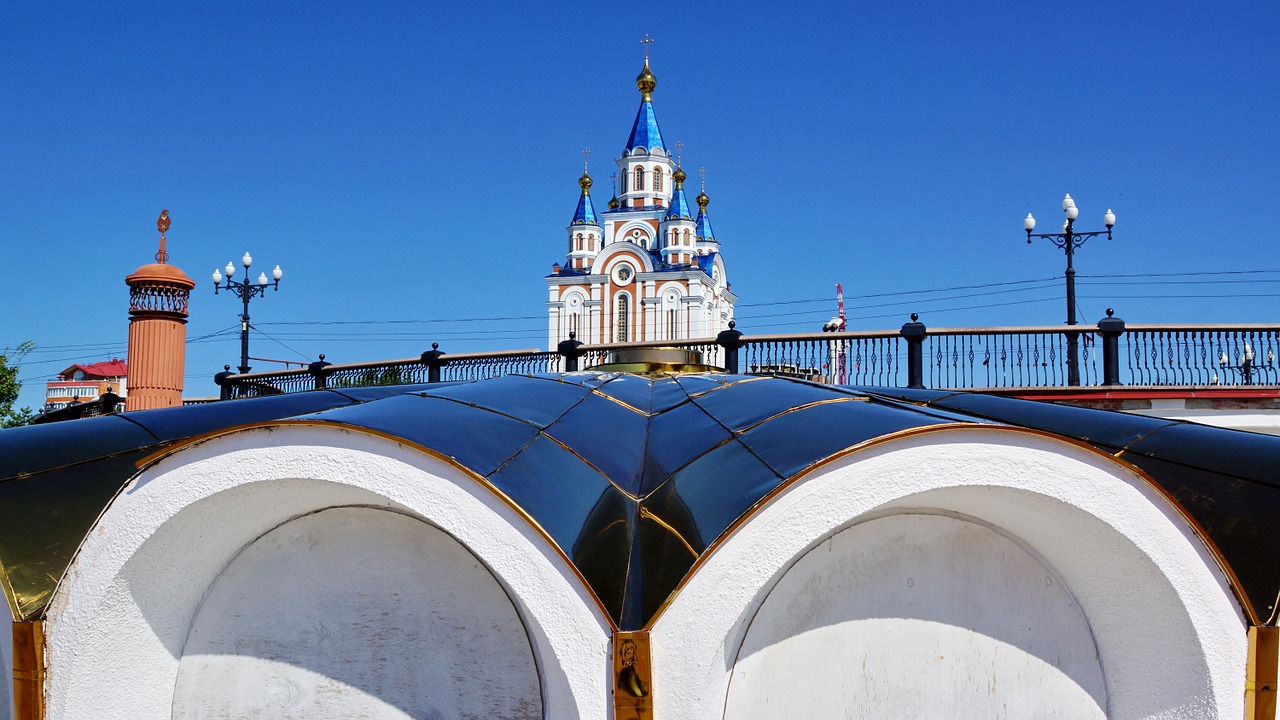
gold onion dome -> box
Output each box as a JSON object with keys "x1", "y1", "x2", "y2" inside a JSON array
[
  {"x1": 579, "y1": 172, "x2": 593, "y2": 194},
  {"x1": 673, "y1": 166, "x2": 687, "y2": 187},
  {"x1": 636, "y1": 60, "x2": 657, "y2": 101},
  {"x1": 608, "y1": 195, "x2": 621, "y2": 210},
  {"x1": 696, "y1": 189, "x2": 710, "y2": 210}
]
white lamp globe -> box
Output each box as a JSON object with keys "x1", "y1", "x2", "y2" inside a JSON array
[{"x1": 1024, "y1": 213, "x2": 1036, "y2": 231}]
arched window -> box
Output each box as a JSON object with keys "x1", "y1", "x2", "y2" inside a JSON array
[
  {"x1": 616, "y1": 295, "x2": 630, "y2": 342},
  {"x1": 575, "y1": 233, "x2": 583, "y2": 251},
  {"x1": 654, "y1": 167, "x2": 663, "y2": 192},
  {"x1": 569, "y1": 313, "x2": 580, "y2": 339},
  {"x1": 634, "y1": 167, "x2": 645, "y2": 191},
  {"x1": 683, "y1": 229, "x2": 690, "y2": 245},
  {"x1": 667, "y1": 309, "x2": 678, "y2": 340}
]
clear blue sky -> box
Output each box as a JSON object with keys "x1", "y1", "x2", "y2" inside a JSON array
[{"x1": 2, "y1": 2, "x2": 1277, "y2": 409}]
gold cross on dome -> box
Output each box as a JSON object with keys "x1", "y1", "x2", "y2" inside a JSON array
[
  {"x1": 675, "y1": 140, "x2": 683, "y2": 165},
  {"x1": 640, "y1": 34, "x2": 654, "y2": 61},
  {"x1": 582, "y1": 147, "x2": 590, "y2": 171},
  {"x1": 699, "y1": 166, "x2": 707, "y2": 191}
]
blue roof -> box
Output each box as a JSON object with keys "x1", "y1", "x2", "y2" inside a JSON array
[
  {"x1": 696, "y1": 251, "x2": 718, "y2": 271},
  {"x1": 626, "y1": 101, "x2": 665, "y2": 153},
  {"x1": 697, "y1": 208, "x2": 716, "y2": 241},
  {"x1": 665, "y1": 187, "x2": 694, "y2": 221},
  {"x1": 571, "y1": 192, "x2": 598, "y2": 226}
]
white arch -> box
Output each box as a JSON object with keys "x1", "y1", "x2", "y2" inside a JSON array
[
  {"x1": 44, "y1": 425, "x2": 612, "y2": 720},
  {"x1": 650, "y1": 427, "x2": 1247, "y2": 719}
]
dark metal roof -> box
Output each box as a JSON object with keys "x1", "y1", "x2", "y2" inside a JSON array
[{"x1": 2, "y1": 374, "x2": 1279, "y2": 630}]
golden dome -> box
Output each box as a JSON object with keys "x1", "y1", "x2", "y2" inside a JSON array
[
  {"x1": 608, "y1": 195, "x2": 621, "y2": 210},
  {"x1": 672, "y1": 166, "x2": 686, "y2": 187},
  {"x1": 579, "y1": 172, "x2": 593, "y2": 194},
  {"x1": 696, "y1": 190, "x2": 710, "y2": 210},
  {"x1": 636, "y1": 60, "x2": 657, "y2": 101}
]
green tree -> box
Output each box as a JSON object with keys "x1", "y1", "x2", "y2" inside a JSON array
[{"x1": 0, "y1": 341, "x2": 37, "y2": 428}]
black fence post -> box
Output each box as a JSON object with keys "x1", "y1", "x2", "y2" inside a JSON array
[
  {"x1": 716, "y1": 320, "x2": 744, "y2": 374},
  {"x1": 900, "y1": 313, "x2": 927, "y2": 389},
  {"x1": 101, "y1": 388, "x2": 122, "y2": 414},
  {"x1": 308, "y1": 354, "x2": 332, "y2": 390},
  {"x1": 1098, "y1": 308, "x2": 1126, "y2": 386},
  {"x1": 421, "y1": 343, "x2": 447, "y2": 383},
  {"x1": 214, "y1": 365, "x2": 233, "y2": 401},
  {"x1": 557, "y1": 332, "x2": 584, "y2": 372}
]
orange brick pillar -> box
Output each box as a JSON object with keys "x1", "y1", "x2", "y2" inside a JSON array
[{"x1": 125, "y1": 210, "x2": 195, "y2": 411}]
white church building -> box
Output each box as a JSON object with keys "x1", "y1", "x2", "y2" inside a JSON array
[{"x1": 546, "y1": 58, "x2": 735, "y2": 348}]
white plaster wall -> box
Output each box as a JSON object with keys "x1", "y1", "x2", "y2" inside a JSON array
[
  {"x1": 44, "y1": 426, "x2": 612, "y2": 720},
  {"x1": 724, "y1": 512, "x2": 1106, "y2": 718},
  {"x1": 173, "y1": 506, "x2": 541, "y2": 719},
  {"x1": 2, "y1": 610, "x2": 10, "y2": 720},
  {"x1": 651, "y1": 428, "x2": 1247, "y2": 720}
]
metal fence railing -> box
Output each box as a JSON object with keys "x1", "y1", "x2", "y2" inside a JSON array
[{"x1": 208, "y1": 316, "x2": 1280, "y2": 401}]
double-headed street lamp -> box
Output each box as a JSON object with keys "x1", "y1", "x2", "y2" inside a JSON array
[
  {"x1": 1025, "y1": 194, "x2": 1116, "y2": 386},
  {"x1": 212, "y1": 252, "x2": 283, "y2": 374}
]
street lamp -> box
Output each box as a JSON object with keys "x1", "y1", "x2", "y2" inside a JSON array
[
  {"x1": 1215, "y1": 342, "x2": 1275, "y2": 386},
  {"x1": 1024, "y1": 194, "x2": 1116, "y2": 386},
  {"x1": 212, "y1": 252, "x2": 284, "y2": 374}
]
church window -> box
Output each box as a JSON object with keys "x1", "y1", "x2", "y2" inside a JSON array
[
  {"x1": 576, "y1": 233, "x2": 583, "y2": 251},
  {"x1": 683, "y1": 229, "x2": 690, "y2": 245},
  {"x1": 654, "y1": 167, "x2": 663, "y2": 192},
  {"x1": 569, "y1": 313, "x2": 580, "y2": 338},
  {"x1": 616, "y1": 295, "x2": 630, "y2": 341},
  {"x1": 667, "y1": 309, "x2": 678, "y2": 339},
  {"x1": 634, "y1": 167, "x2": 645, "y2": 191}
]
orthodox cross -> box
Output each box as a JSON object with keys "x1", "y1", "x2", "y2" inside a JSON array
[
  {"x1": 699, "y1": 167, "x2": 707, "y2": 192},
  {"x1": 582, "y1": 147, "x2": 590, "y2": 172},
  {"x1": 610, "y1": 172, "x2": 618, "y2": 193},
  {"x1": 640, "y1": 34, "x2": 654, "y2": 61},
  {"x1": 675, "y1": 140, "x2": 684, "y2": 165}
]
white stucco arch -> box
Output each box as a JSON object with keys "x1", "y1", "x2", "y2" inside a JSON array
[
  {"x1": 44, "y1": 424, "x2": 612, "y2": 720},
  {"x1": 650, "y1": 427, "x2": 1247, "y2": 720}
]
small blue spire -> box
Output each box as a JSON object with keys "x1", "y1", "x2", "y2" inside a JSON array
[
  {"x1": 666, "y1": 186, "x2": 693, "y2": 221},
  {"x1": 695, "y1": 186, "x2": 716, "y2": 241},
  {"x1": 626, "y1": 100, "x2": 665, "y2": 153},
  {"x1": 665, "y1": 166, "x2": 693, "y2": 221},
  {"x1": 571, "y1": 172, "x2": 599, "y2": 225}
]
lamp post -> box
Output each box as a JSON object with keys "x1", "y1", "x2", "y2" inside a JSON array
[
  {"x1": 1024, "y1": 194, "x2": 1116, "y2": 386},
  {"x1": 212, "y1": 252, "x2": 283, "y2": 374},
  {"x1": 1215, "y1": 343, "x2": 1275, "y2": 386}
]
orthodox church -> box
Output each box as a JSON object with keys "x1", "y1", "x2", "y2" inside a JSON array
[{"x1": 546, "y1": 56, "x2": 735, "y2": 349}]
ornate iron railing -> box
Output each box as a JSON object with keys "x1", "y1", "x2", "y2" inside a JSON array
[{"x1": 212, "y1": 317, "x2": 1280, "y2": 400}]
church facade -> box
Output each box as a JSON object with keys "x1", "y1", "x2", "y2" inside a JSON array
[{"x1": 546, "y1": 59, "x2": 736, "y2": 349}]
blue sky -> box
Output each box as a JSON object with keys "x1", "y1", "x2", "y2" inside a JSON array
[{"x1": 2, "y1": 2, "x2": 1277, "y2": 409}]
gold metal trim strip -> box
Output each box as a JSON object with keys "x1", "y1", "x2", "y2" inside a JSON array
[
  {"x1": 13, "y1": 620, "x2": 44, "y2": 720},
  {"x1": 639, "y1": 507, "x2": 698, "y2": 559},
  {"x1": 1247, "y1": 625, "x2": 1278, "y2": 720}
]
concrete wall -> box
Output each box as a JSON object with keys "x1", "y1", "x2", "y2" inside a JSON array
[
  {"x1": 651, "y1": 428, "x2": 1248, "y2": 719},
  {"x1": 43, "y1": 426, "x2": 612, "y2": 720},
  {"x1": 724, "y1": 512, "x2": 1106, "y2": 718},
  {"x1": 172, "y1": 506, "x2": 540, "y2": 718},
  {"x1": 2, "y1": 610, "x2": 10, "y2": 720}
]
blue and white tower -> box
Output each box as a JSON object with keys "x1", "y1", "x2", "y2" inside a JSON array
[{"x1": 546, "y1": 51, "x2": 736, "y2": 348}]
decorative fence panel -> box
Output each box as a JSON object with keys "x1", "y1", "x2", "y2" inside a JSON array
[{"x1": 212, "y1": 320, "x2": 1280, "y2": 402}]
